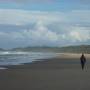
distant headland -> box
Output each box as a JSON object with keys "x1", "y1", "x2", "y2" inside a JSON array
[{"x1": 0, "y1": 45, "x2": 90, "y2": 53}]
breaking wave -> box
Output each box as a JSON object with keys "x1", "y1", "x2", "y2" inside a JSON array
[{"x1": 0, "y1": 51, "x2": 58, "y2": 66}]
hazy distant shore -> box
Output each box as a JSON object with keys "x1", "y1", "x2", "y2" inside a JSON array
[{"x1": 0, "y1": 53, "x2": 90, "y2": 90}]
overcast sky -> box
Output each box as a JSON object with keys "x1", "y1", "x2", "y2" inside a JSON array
[{"x1": 0, "y1": 0, "x2": 90, "y2": 48}]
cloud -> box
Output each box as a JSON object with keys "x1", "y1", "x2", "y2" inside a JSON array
[
  {"x1": 69, "y1": 31, "x2": 90, "y2": 42},
  {"x1": 0, "y1": 23, "x2": 90, "y2": 48},
  {"x1": 66, "y1": 26, "x2": 90, "y2": 42},
  {"x1": 0, "y1": 9, "x2": 90, "y2": 48},
  {"x1": 0, "y1": 21, "x2": 62, "y2": 48}
]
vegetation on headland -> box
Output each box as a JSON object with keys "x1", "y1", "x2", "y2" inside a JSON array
[
  {"x1": 0, "y1": 45, "x2": 90, "y2": 53},
  {"x1": 10, "y1": 45, "x2": 90, "y2": 53}
]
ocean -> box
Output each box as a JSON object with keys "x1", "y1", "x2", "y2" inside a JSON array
[{"x1": 0, "y1": 51, "x2": 58, "y2": 69}]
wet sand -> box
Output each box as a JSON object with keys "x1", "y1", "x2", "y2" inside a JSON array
[{"x1": 0, "y1": 53, "x2": 90, "y2": 90}]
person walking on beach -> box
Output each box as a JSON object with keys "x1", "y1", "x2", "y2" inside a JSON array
[{"x1": 80, "y1": 53, "x2": 86, "y2": 70}]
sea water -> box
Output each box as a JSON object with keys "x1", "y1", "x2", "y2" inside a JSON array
[{"x1": 0, "y1": 51, "x2": 58, "y2": 69}]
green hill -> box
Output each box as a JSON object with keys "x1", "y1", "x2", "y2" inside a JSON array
[
  {"x1": 60, "y1": 45, "x2": 90, "y2": 53},
  {"x1": 11, "y1": 45, "x2": 90, "y2": 53}
]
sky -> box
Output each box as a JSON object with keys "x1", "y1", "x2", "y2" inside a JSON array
[{"x1": 0, "y1": 0, "x2": 90, "y2": 48}]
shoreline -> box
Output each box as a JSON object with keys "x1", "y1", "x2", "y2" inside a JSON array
[{"x1": 0, "y1": 53, "x2": 89, "y2": 70}]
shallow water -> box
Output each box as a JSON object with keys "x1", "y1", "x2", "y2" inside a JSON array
[{"x1": 0, "y1": 51, "x2": 58, "y2": 67}]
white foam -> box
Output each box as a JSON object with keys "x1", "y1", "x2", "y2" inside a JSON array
[
  {"x1": 0, "y1": 51, "x2": 58, "y2": 66},
  {"x1": 0, "y1": 51, "x2": 29, "y2": 55},
  {"x1": 0, "y1": 67, "x2": 7, "y2": 70}
]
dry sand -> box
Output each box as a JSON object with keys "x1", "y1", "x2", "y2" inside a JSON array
[{"x1": 0, "y1": 53, "x2": 90, "y2": 90}]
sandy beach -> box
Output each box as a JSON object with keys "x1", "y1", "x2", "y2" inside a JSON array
[{"x1": 0, "y1": 53, "x2": 90, "y2": 90}]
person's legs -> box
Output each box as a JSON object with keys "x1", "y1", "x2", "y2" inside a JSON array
[{"x1": 81, "y1": 63, "x2": 84, "y2": 70}]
